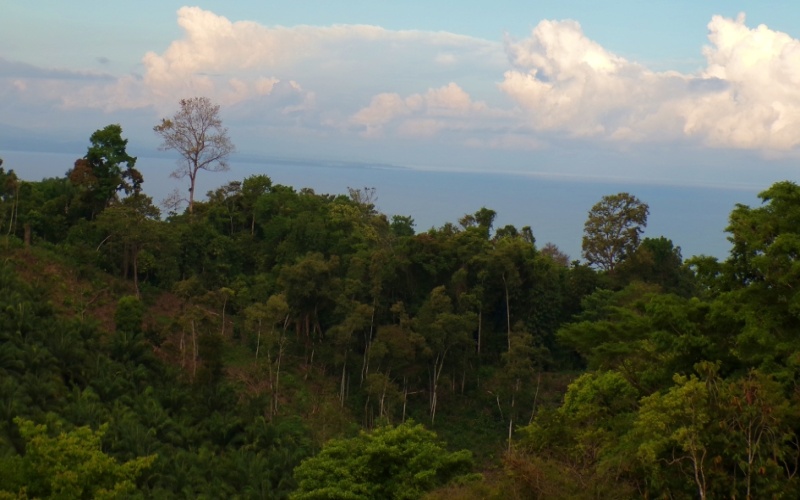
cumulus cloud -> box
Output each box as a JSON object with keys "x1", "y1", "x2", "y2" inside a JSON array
[
  {"x1": 5, "y1": 4, "x2": 501, "y2": 138},
  {"x1": 499, "y1": 14, "x2": 800, "y2": 151},
  {"x1": 686, "y1": 14, "x2": 800, "y2": 149},
  {"x1": 4, "y1": 7, "x2": 800, "y2": 155},
  {"x1": 501, "y1": 20, "x2": 700, "y2": 140},
  {"x1": 351, "y1": 83, "x2": 497, "y2": 137},
  {"x1": 135, "y1": 6, "x2": 499, "y2": 110}
]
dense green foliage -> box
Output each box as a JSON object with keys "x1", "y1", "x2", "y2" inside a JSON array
[
  {"x1": 292, "y1": 421, "x2": 476, "y2": 499},
  {"x1": 582, "y1": 192, "x2": 649, "y2": 272},
  {"x1": 4, "y1": 125, "x2": 800, "y2": 498},
  {"x1": 1, "y1": 418, "x2": 155, "y2": 499}
]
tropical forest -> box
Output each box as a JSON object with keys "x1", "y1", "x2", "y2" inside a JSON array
[{"x1": 2, "y1": 99, "x2": 800, "y2": 499}]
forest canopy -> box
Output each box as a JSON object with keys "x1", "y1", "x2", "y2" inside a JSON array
[{"x1": 2, "y1": 118, "x2": 800, "y2": 498}]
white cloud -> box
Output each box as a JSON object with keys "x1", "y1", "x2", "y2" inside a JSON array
[
  {"x1": 7, "y1": 4, "x2": 501, "y2": 139},
  {"x1": 351, "y1": 93, "x2": 412, "y2": 136},
  {"x1": 499, "y1": 20, "x2": 695, "y2": 140},
  {"x1": 3, "y1": 7, "x2": 800, "y2": 156},
  {"x1": 499, "y1": 15, "x2": 800, "y2": 151},
  {"x1": 425, "y1": 83, "x2": 484, "y2": 114},
  {"x1": 133, "y1": 6, "x2": 498, "y2": 111},
  {"x1": 685, "y1": 14, "x2": 800, "y2": 149},
  {"x1": 350, "y1": 83, "x2": 497, "y2": 138}
]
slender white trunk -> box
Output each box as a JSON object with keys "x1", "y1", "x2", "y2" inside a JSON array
[
  {"x1": 402, "y1": 377, "x2": 408, "y2": 422},
  {"x1": 340, "y1": 352, "x2": 347, "y2": 407},
  {"x1": 274, "y1": 315, "x2": 288, "y2": 415},
  {"x1": 530, "y1": 372, "x2": 541, "y2": 424},
  {"x1": 255, "y1": 320, "x2": 262, "y2": 360},
  {"x1": 430, "y1": 351, "x2": 447, "y2": 424}
]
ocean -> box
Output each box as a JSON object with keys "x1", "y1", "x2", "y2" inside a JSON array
[{"x1": 1, "y1": 149, "x2": 765, "y2": 261}]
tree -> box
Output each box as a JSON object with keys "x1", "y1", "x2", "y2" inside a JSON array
[
  {"x1": 0, "y1": 167, "x2": 20, "y2": 240},
  {"x1": 723, "y1": 181, "x2": 800, "y2": 369},
  {"x1": 511, "y1": 370, "x2": 640, "y2": 497},
  {"x1": 154, "y1": 97, "x2": 235, "y2": 214},
  {"x1": 727, "y1": 181, "x2": 800, "y2": 289},
  {"x1": 413, "y1": 287, "x2": 476, "y2": 423},
  {"x1": 244, "y1": 294, "x2": 290, "y2": 418},
  {"x1": 390, "y1": 215, "x2": 415, "y2": 237},
  {"x1": 614, "y1": 237, "x2": 693, "y2": 295},
  {"x1": 636, "y1": 377, "x2": 706, "y2": 497},
  {"x1": 68, "y1": 125, "x2": 142, "y2": 220},
  {"x1": 582, "y1": 193, "x2": 648, "y2": 272},
  {"x1": 540, "y1": 242, "x2": 570, "y2": 267},
  {"x1": 94, "y1": 194, "x2": 162, "y2": 297},
  {"x1": 0, "y1": 418, "x2": 155, "y2": 499},
  {"x1": 291, "y1": 421, "x2": 475, "y2": 500}
]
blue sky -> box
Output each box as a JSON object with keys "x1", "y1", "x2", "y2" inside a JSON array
[{"x1": 3, "y1": 2, "x2": 800, "y2": 190}]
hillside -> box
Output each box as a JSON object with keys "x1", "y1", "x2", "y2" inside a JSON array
[{"x1": 3, "y1": 138, "x2": 800, "y2": 498}]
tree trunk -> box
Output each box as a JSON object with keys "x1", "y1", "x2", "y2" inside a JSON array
[
  {"x1": 508, "y1": 415, "x2": 514, "y2": 453},
  {"x1": 360, "y1": 306, "x2": 376, "y2": 385},
  {"x1": 477, "y1": 307, "x2": 482, "y2": 354},
  {"x1": 508, "y1": 380, "x2": 518, "y2": 452},
  {"x1": 340, "y1": 352, "x2": 347, "y2": 407},
  {"x1": 255, "y1": 319, "x2": 262, "y2": 360},
  {"x1": 11, "y1": 185, "x2": 20, "y2": 239},
  {"x1": 502, "y1": 273, "x2": 511, "y2": 352},
  {"x1": 529, "y1": 371, "x2": 541, "y2": 424},
  {"x1": 180, "y1": 329, "x2": 186, "y2": 369},
  {"x1": 274, "y1": 316, "x2": 288, "y2": 415},
  {"x1": 402, "y1": 377, "x2": 408, "y2": 422},
  {"x1": 379, "y1": 375, "x2": 387, "y2": 418},
  {"x1": 132, "y1": 249, "x2": 140, "y2": 298},
  {"x1": 305, "y1": 347, "x2": 314, "y2": 381},
  {"x1": 273, "y1": 336, "x2": 283, "y2": 416},
  {"x1": 266, "y1": 342, "x2": 275, "y2": 419},
  {"x1": 692, "y1": 449, "x2": 707, "y2": 500},
  {"x1": 430, "y1": 351, "x2": 447, "y2": 424},
  {"x1": 191, "y1": 319, "x2": 197, "y2": 379},
  {"x1": 221, "y1": 297, "x2": 228, "y2": 337},
  {"x1": 361, "y1": 335, "x2": 371, "y2": 386},
  {"x1": 188, "y1": 169, "x2": 197, "y2": 214}
]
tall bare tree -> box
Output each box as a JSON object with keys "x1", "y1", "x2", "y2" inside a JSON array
[{"x1": 154, "y1": 97, "x2": 234, "y2": 213}]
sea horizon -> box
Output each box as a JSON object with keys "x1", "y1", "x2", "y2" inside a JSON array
[{"x1": 2, "y1": 148, "x2": 766, "y2": 261}]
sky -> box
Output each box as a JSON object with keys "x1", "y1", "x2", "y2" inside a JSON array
[{"x1": 2, "y1": 2, "x2": 800, "y2": 253}]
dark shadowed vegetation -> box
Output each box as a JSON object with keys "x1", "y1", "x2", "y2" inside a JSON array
[{"x1": 2, "y1": 119, "x2": 800, "y2": 498}]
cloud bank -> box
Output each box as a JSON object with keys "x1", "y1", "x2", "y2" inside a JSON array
[
  {"x1": 2, "y1": 8, "x2": 800, "y2": 154},
  {"x1": 351, "y1": 83, "x2": 502, "y2": 138},
  {"x1": 500, "y1": 14, "x2": 800, "y2": 150}
]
